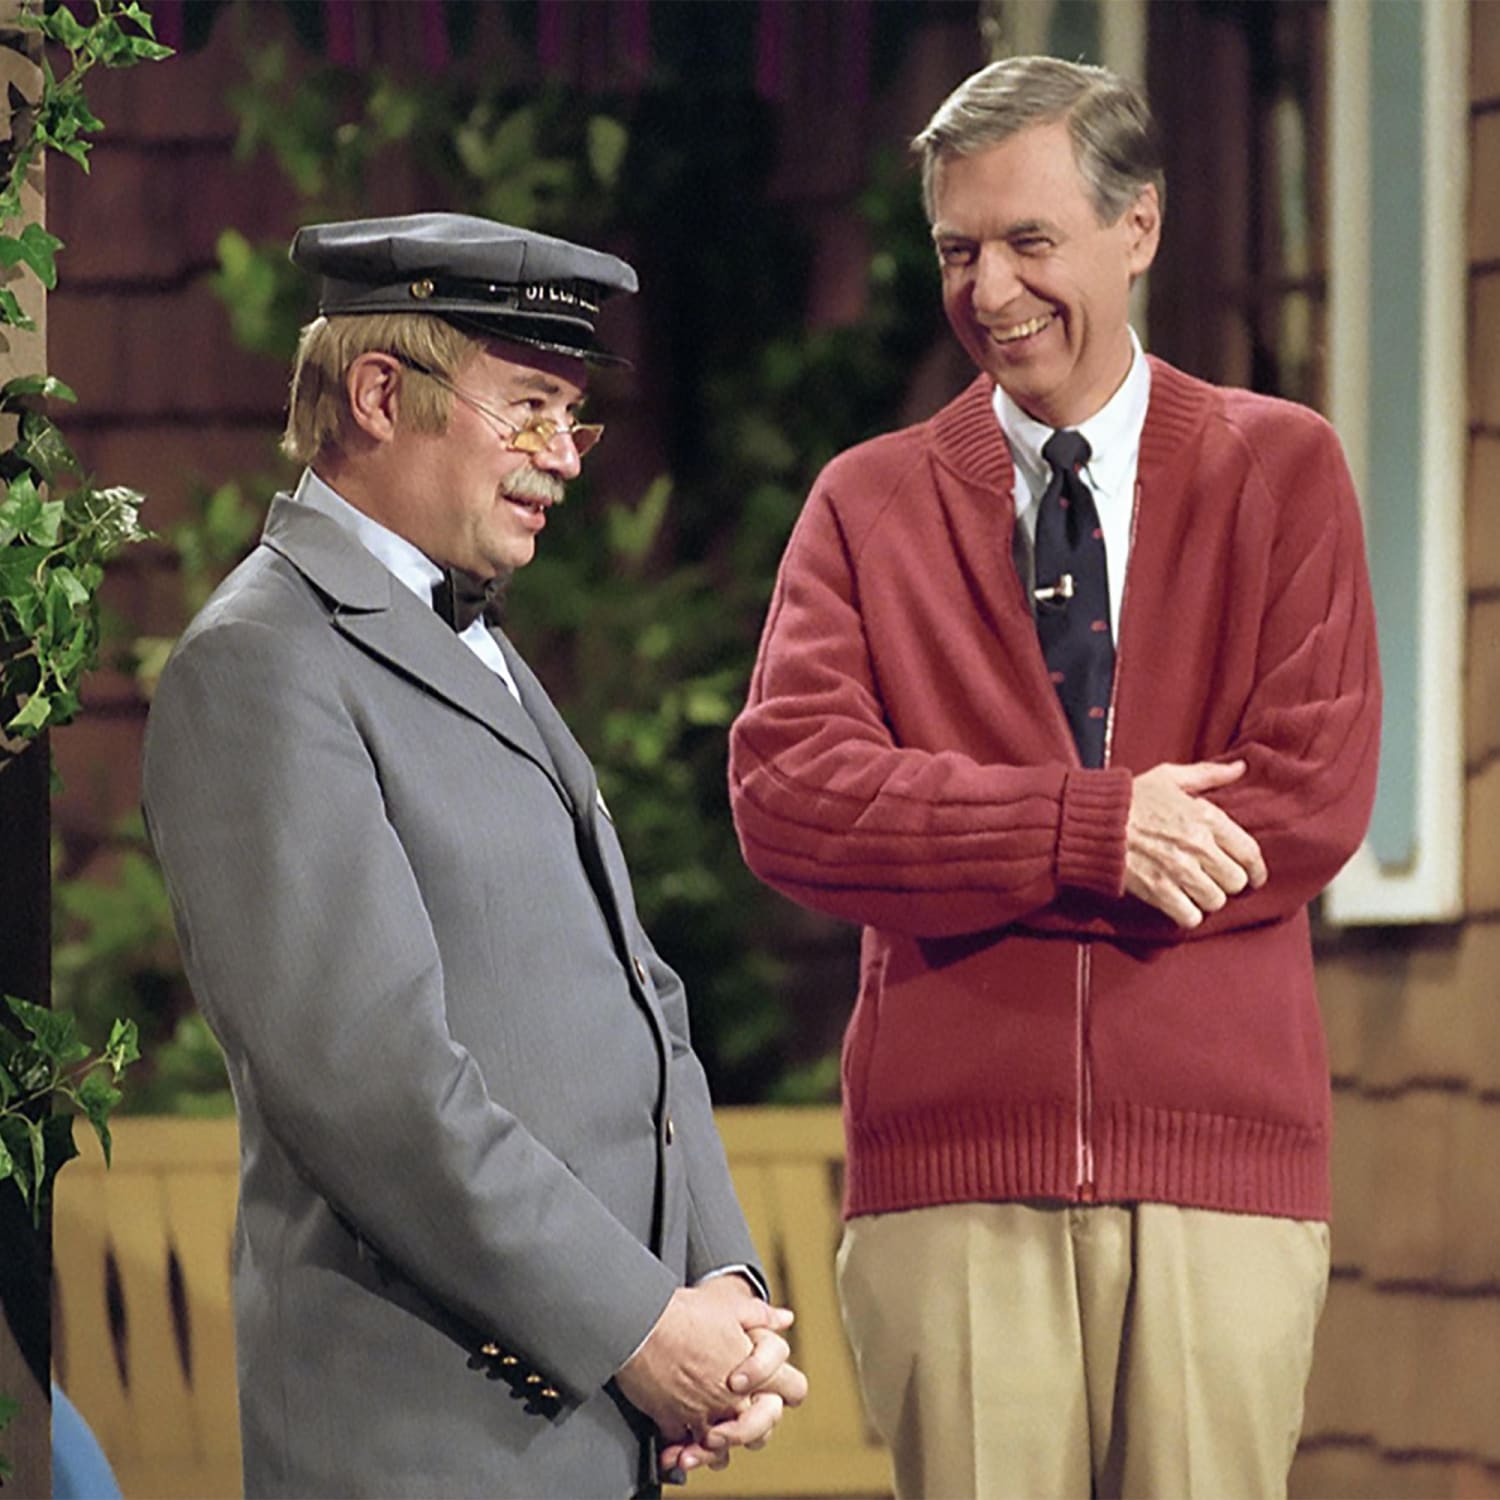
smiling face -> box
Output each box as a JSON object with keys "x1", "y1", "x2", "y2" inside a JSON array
[
  {"x1": 412, "y1": 344, "x2": 589, "y2": 577},
  {"x1": 334, "y1": 337, "x2": 592, "y2": 580},
  {"x1": 931, "y1": 118, "x2": 1160, "y2": 429}
]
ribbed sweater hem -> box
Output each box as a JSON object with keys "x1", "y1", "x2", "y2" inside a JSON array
[{"x1": 844, "y1": 1101, "x2": 1330, "y2": 1222}]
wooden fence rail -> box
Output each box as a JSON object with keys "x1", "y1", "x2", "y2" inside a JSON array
[{"x1": 53, "y1": 1109, "x2": 892, "y2": 1500}]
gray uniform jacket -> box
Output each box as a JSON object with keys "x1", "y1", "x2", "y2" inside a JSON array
[{"x1": 142, "y1": 496, "x2": 762, "y2": 1499}]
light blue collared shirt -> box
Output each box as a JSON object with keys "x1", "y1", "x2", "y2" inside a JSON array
[
  {"x1": 293, "y1": 468, "x2": 521, "y2": 701},
  {"x1": 994, "y1": 327, "x2": 1152, "y2": 642}
]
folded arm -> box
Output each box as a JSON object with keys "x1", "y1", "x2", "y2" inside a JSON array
[
  {"x1": 1026, "y1": 417, "x2": 1381, "y2": 940},
  {"x1": 729, "y1": 492, "x2": 1132, "y2": 939}
]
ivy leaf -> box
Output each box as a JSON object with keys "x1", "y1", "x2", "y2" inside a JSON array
[
  {"x1": 50, "y1": 565, "x2": 91, "y2": 609},
  {"x1": 0, "y1": 373, "x2": 77, "y2": 405},
  {"x1": 0, "y1": 543, "x2": 47, "y2": 598},
  {"x1": 0, "y1": 1055, "x2": 14, "y2": 1108},
  {"x1": 15, "y1": 408, "x2": 81, "y2": 483},
  {"x1": 0, "y1": 285, "x2": 37, "y2": 331},
  {"x1": 0, "y1": 1117, "x2": 30, "y2": 1190},
  {"x1": 88, "y1": 14, "x2": 172, "y2": 66},
  {"x1": 0, "y1": 224, "x2": 65, "y2": 290},
  {"x1": 46, "y1": 574, "x2": 83, "y2": 640},
  {"x1": 36, "y1": 85, "x2": 105, "y2": 173},
  {"x1": 104, "y1": 1017, "x2": 141, "y2": 1077},
  {"x1": 47, "y1": 135, "x2": 93, "y2": 172},
  {"x1": 38, "y1": 5, "x2": 91, "y2": 50},
  {"x1": 2, "y1": 1114, "x2": 47, "y2": 1223},
  {"x1": 120, "y1": 2, "x2": 162, "y2": 38},
  {"x1": 51, "y1": 682, "x2": 84, "y2": 724},
  {"x1": 0, "y1": 470, "x2": 42, "y2": 542},
  {"x1": 30, "y1": 498, "x2": 65, "y2": 547},
  {"x1": 76, "y1": 1071, "x2": 120, "y2": 1163},
  {"x1": 91, "y1": 484, "x2": 149, "y2": 553},
  {"x1": 5, "y1": 995, "x2": 89, "y2": 1068}
]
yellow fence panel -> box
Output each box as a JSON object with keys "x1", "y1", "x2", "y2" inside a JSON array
[{"x1": 54, "y1": 1110, "x2": 892, "y2": 1500}]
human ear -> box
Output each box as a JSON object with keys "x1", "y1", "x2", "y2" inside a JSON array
[
  {"x1": 344, "y1": 353, "x2": 403, "y2": 443},
  {"x1": 1125, "y1": 183, "x2": 1162, "y2": 279}
]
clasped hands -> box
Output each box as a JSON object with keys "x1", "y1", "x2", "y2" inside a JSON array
[
  {"x1": 1124, "y1": 759, "x2": 1267, "y2": 928},
  {"x1": 616, "y1": 1275, "x2": 807, "y2": 1479}
]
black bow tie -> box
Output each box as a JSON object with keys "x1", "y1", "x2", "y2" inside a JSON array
[{"x1": 432, "y1": 567, "x2": 501, "y2": 633}]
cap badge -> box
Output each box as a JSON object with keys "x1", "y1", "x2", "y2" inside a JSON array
[{"x1": 409, "y1": 278, "x2": 436, "y2": 300}]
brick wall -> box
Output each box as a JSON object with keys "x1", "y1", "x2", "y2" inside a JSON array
[
  {"x1": 43, "y1": 5, "x2": 1500, "y2": 1494},
  {"x1": 47, "y1": 4, "x2": 299, "y2": 862},
  {"x1": 1290, "y1": 6, "x2": 1500, "y2": 1497}
]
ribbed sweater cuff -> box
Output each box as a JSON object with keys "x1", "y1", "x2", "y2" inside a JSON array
[{"x1": 1057, "y1": 766, "x2": 1131, "y2": 895}]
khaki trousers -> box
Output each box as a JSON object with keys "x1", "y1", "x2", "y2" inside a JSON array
[{"x1": 837, "y1": 1202, "x2": 1328, "y2": 1500}]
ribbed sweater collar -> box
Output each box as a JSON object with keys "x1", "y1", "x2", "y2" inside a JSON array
[{"x1": 927, "y1": 356, "x2": 1220, "y2": 494}]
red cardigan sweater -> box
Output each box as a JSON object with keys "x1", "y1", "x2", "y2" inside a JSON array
[{"x1": 729, "y1": 359, "x2": 1380, "y2": 1222}]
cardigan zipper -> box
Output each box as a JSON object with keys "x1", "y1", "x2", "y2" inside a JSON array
[
  {"x1": 1075, "y1": 944, "x2": 1095, "y2": 1197},
  {"x1": 1075, "y1": 477, "x2": 1142, "y2": 1200}
]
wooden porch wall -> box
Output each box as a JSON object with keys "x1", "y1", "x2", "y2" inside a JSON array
[
  {"x1": 1290, "y1": 7, "x2": 1500, "y2": 1497},
  {"x1": 43, "y1": 3, "x2": 1500, "y2": 1496}
]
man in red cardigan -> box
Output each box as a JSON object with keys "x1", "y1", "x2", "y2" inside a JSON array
[{"x1": 729, "y1": 56, "x2": 1379, "y2": 1500}]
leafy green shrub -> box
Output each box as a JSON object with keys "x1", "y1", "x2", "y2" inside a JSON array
[{"x1": 61, "y1": 15, "x2": 948, "y2": 1106}]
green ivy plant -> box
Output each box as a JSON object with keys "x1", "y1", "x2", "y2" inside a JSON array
[
  {"x1": 0, "y1": 996, "x2": 137, "y2": 1228},
  {"x1": 0, "y1": 0, "x2": 169, "y2": 762}
]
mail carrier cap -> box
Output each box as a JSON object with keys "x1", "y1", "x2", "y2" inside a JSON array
[{"x1": 290, "y1": 212, "x2": 639, "y2": 367}]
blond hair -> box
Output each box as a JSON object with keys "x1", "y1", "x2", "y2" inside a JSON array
[{"x1": 281, "y1": 313, "x2": 486, "y2": 464}]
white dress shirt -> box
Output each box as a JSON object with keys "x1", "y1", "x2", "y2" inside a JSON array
[
  {"x1": 293, "y1": 468, "x2": 521, "y2": 701},
  {"x1": 994, "y1": 328, "x2": 1152, "y2": 642}
]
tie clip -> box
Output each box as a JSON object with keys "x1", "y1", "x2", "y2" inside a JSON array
[{"x1": 1034, "y1": 573, "x2": 1075, "y2": 605}]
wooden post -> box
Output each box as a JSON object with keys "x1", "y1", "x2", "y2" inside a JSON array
[{"x1": 0, "y1": 2, "x2": 51, "y2": 1493}]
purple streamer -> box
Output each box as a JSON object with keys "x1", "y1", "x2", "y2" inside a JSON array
[
  {"x1": 420, "y1": 0, "x2": 450, "y2": 72},
  {"x1": 755, "y1": 0, "x2": 787, "y2": 103},
  {"x1": 325, "y1": 0, "x2": 358, "y2": 69},
  {"x1": 538, "y1": 0, "x2": 566, "y2": 74}
]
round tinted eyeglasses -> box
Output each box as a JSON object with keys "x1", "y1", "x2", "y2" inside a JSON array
[{"x1": 393, "y1": 355, "x2": 604, "y2": 458}]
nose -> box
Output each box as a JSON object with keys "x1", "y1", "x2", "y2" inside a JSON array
[
  {"x1": 531, "y1": 430, "x2": 583, "y2": 482},
  {"x1": 970, "y1": 244, "x2": 1023, "y2": 319}
]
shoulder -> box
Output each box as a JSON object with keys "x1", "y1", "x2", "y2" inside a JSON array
[
  {"x1": 1149, "y1": 355, "x2": 1345, "y2": 470},
  {"x1": 179, "y1": 547, "x2": 323, "y2": 655},
  {"x1": 816, "y1": 415, "x2": 937, "y2": 499},
  {"x1": 803, "y1": 376, "x2": 998, "y2": 540},
  {"x1": 155, "y1": 546, "x2": 336, "y2": 721},
  {"x1": 1215, "y1": 385, "x2": 1342, "y2": 463}
]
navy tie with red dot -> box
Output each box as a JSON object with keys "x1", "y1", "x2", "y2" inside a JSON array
[{"x1": 1034, "y1": 429, "x2": 1113, "y2": 767}]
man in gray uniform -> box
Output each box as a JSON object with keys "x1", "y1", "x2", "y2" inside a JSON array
[{"x1": 143, "y1": 213, "x2": 804, "y2": 1499}]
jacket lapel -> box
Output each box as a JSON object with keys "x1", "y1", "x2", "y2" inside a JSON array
[
  {"x1": 497, "y1": 634, "x2": 597, "y2": 824},
  {"x1": 259, "y1": 495, "x2": 569, "y2": 807},
  {"x1": 500, "y1": 636, "x2": 672, "y2": 1061}
]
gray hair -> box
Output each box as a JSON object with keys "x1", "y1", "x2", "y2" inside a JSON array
[{"x1": 913, "y1": 55, "x2": 1164, "y2": 226}]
